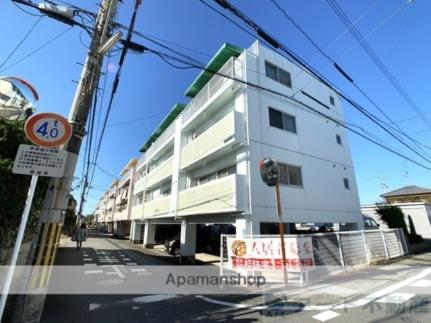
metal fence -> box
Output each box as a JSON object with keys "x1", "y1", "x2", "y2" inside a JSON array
[{"x1": 220, "y1": 229, "x2": 409, "y2": 285}]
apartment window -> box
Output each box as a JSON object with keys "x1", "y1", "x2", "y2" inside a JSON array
[
  {"x1": 265, "y1": 61, "x2": 292, "y2": 87},
  {"x1": 135, "y1": 192, "x2": 144, "y2": 205},
  {"x1": 336, "y1": 134, "x2": 342, "y2": 145},
  {"x1": 144, "y1": 191, "x2": 153, "y2": 202},
  {"x1": 269, "y1": 107, "x2": 296, "y2": 133},
  {"x1": 191, "y1": 165, "x2": 237, "y2": 188},
  {"x1": 161, "y1": 186, "x2": 171, "y2": 196},
  {"x1": 329, "y1": 95, "x2": 335, "y2": 106},
  {"x1": 278, "y1": 162, "x2": 303, "y2": 187},
  {"x1": 343, "y1": 178, "x2": 350, "y2": 190},
  {"x1": 265, "y1": 61, "x2": 278, "y2": 80}
]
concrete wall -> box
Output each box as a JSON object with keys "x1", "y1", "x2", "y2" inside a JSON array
[
  {"x1": 361, "y1": 203, "x2": 431, "y2": 238},
  {"x1": 244, "y1": 42, "x2": 363, "y2": 228}
]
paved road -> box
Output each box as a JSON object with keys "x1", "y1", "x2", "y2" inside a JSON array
[{"x1": 40, "y1": 233, "x2": 431, "y2": 323}]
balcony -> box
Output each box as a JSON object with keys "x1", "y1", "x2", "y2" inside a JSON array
[
  {"x1": 130, "y1": 204, "x2": 143, "y2": 220},
  {"x1": 145, "y1": 121, "x2": 175, "y2": 160},
  {"x1": 181, "y1": 111, "x2": 244, "y2": 169},
  {"x1": 146, "y1": 156, "x2": 173, "y2": 188},
  {"x1": 134, "y1": 175, "x2": 146, "y2": 194},
  {"x1": 178, "y1": 174, "x2": 246, "y2": 216},
  {"x1": 143, "y1": 195, "x2": 171, "y2": 218},
  {"x1": 181, "y1": 57, "x2": 243, "y2": 126},
  {"x1": 115, "y1": 208, "x2": 129, "y2": 221}
]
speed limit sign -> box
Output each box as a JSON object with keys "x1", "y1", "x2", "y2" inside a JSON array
[{"x1": 24, "y1": 113, "x2": 72, "y2": 147}]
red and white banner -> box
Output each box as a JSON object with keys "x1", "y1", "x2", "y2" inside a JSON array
[{"x1": 226, "y1": 236, "x2": 315, "y2": 272}]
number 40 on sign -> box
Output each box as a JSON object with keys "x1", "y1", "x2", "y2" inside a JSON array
[{"x1": 24, "y1": 112, "x2": 72, "y2": 147}]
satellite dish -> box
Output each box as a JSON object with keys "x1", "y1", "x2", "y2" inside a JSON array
[{"x1": 0, "y1": 76, "x2": 39, "y2": 120}]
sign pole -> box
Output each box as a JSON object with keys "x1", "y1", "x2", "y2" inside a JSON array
[
  {"x1": 275, "y1": 182, "x2": 288, "y2": 287},
  {"x1": 0, "y1": 175, "x2": 38, "y2": 321}
]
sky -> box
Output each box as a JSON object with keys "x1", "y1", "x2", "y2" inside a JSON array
[{"x1": 1, "y1": 0, "x2": 431, "y2": 214}]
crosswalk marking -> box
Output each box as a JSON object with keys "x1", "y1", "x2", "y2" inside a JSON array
[
  {"x1": 312, "y1": 310, "x2": 340, "y2": 321},
  {"x1": 409, "y1": 279, "x2": 431, "y2": 288},
  {"x1": 376, "y1": 292, "x2": 415, "y2": 304},
  {"x1": 84, "y1": 270, "x2": 104, "y2": 274}
]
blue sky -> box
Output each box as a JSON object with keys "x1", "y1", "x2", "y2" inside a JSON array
[{"x1": 2, "y1": 0, "x2": 431, "y2": 214}]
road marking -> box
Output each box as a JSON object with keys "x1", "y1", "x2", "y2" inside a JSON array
[
  {"x1": 111, "y1": 265, "x2": 125, "y2": 279},
  {"x1": 123, "y1": 258, "x2": 131, "y2": 261},
  {"x1": 196, "y1": 267, "x2": 431, "y2": 312},
  {"x1": 83, "y1": 263, "x2": 96, "y2": 266},
  {"x1": 409, "y1": 279, "x2": 431, "y2": 288},
  {"x1": 376, "y1": 293, "x2": 415, "y2": 304},
  {"x1": 83, "y1": 258, "x2": 93, "y2": 261},
  {"x1": 130, "y1": 268, "x2": 146, "y2": 272},
  {"x1": 126, "y1": 263, "x2": 138, "y2": 266},
  {"x1": 89, "y1": 295, "x2": 177, "y2": 311},
  {"x1": 312, "y1": 310, "x2": 340, "y2": 322},
  {"x1": 84, "y1": 270, "x2": 104, "y2": 274}
]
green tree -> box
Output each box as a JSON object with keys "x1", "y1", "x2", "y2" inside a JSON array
[
  {"x1": 376, "y1": 204, "x2": 408, "y2": 236},
  {"x1": 376, "y1": 203, "x2": 423, "y2": 244},
  {"x1": 0, "y1": 118, "x2": 49, "y2": 252}
]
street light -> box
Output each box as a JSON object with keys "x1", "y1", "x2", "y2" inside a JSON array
[{"x1": 98, "y1": 31, "x2": 123, "y2": 56}]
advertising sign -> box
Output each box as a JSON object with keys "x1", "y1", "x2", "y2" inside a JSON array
[{"x1": 227, "y1": 236, "x2": 315, "y2": 272}]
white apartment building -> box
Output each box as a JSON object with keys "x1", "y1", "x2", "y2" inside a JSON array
[
  {"x1": 95, "y1": 41, "x2": 364, "y2": 261},
  {"x1": 93, "y1": 159, "x2": 137, "y2": 236}
]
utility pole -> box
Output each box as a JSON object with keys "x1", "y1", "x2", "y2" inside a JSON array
[
  {"x1": 275, "y1": 182, "x2": 288, "y2": 287},
  {"x1": 258, "y1": 158, "x2": 288, "y2": 286},
  {"x1": 15, "y1": 1, "x2": 119, "y2": 322}
]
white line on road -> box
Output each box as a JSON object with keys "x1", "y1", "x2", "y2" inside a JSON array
[
  {"x1": 376, "y1": 292, "x2": 415, "y2": 304},
  {"x1": 111, "y1": 265, "x2": 125, "y2": 279},
  {"x1": 126, "y1": 263, "x2": 138, "y2": 266},
  {"x1": 196, "y1": 267, "x2": 431, "y2": 312},
  {"x1": 89, "y1": 295, "x2": 177, "y2": 311},
  {"x1": 312, "y1": 310, "x2": 340, "y2": 322},
  {"x1": 130, "y1": 268, "x2": 146, "y2": 272},
  {"x1": 84, "y1": 270, "x2": 104, "y2": 274},
  {"x1": 409, "y1": 279, "x2": 431, "y2": 288}
]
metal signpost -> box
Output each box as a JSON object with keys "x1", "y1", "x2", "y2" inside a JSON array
[
  {"x1": 259, "y1": 158, "x2": 288, "y2": 286},
  {"x1": 0, "y1": 113, "x2": 71, "y2": 321}
]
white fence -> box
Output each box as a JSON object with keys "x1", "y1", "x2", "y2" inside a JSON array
[{"x1": 220, "y1": 229, "x2": 409, "y2": 285}]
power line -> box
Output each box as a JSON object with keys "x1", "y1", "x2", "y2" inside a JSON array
[
  {"x1": 270, "y1": 0, "x2": 431, "y2": 159},
  {"x1": 11, "y1": 0, "x2": 45, "y2": 17},
  {"x1": 145, "y1": 47, "x2": 431, "y2": 171},
  {"x1": 325, "y1": 0, "x2": 431, "y2": 130},
  {"x1": 107, "y1": 112, "x2": 166, "y2": 127},
  {"x1": 0, "y1": 26, "x2": 72, "y2": 73},
  {"x1": 203, "y1": 0, "x2": 431, "y2": 165},
  {"x1": 0, "y1": 15, "x2": 43, "y2": 70},
  {"x1": 87, "y1": 0, "x2": 141, "y2": 197},
  {"x1": 335, "y1": 1, "x2": 411, "y2": 60}
]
